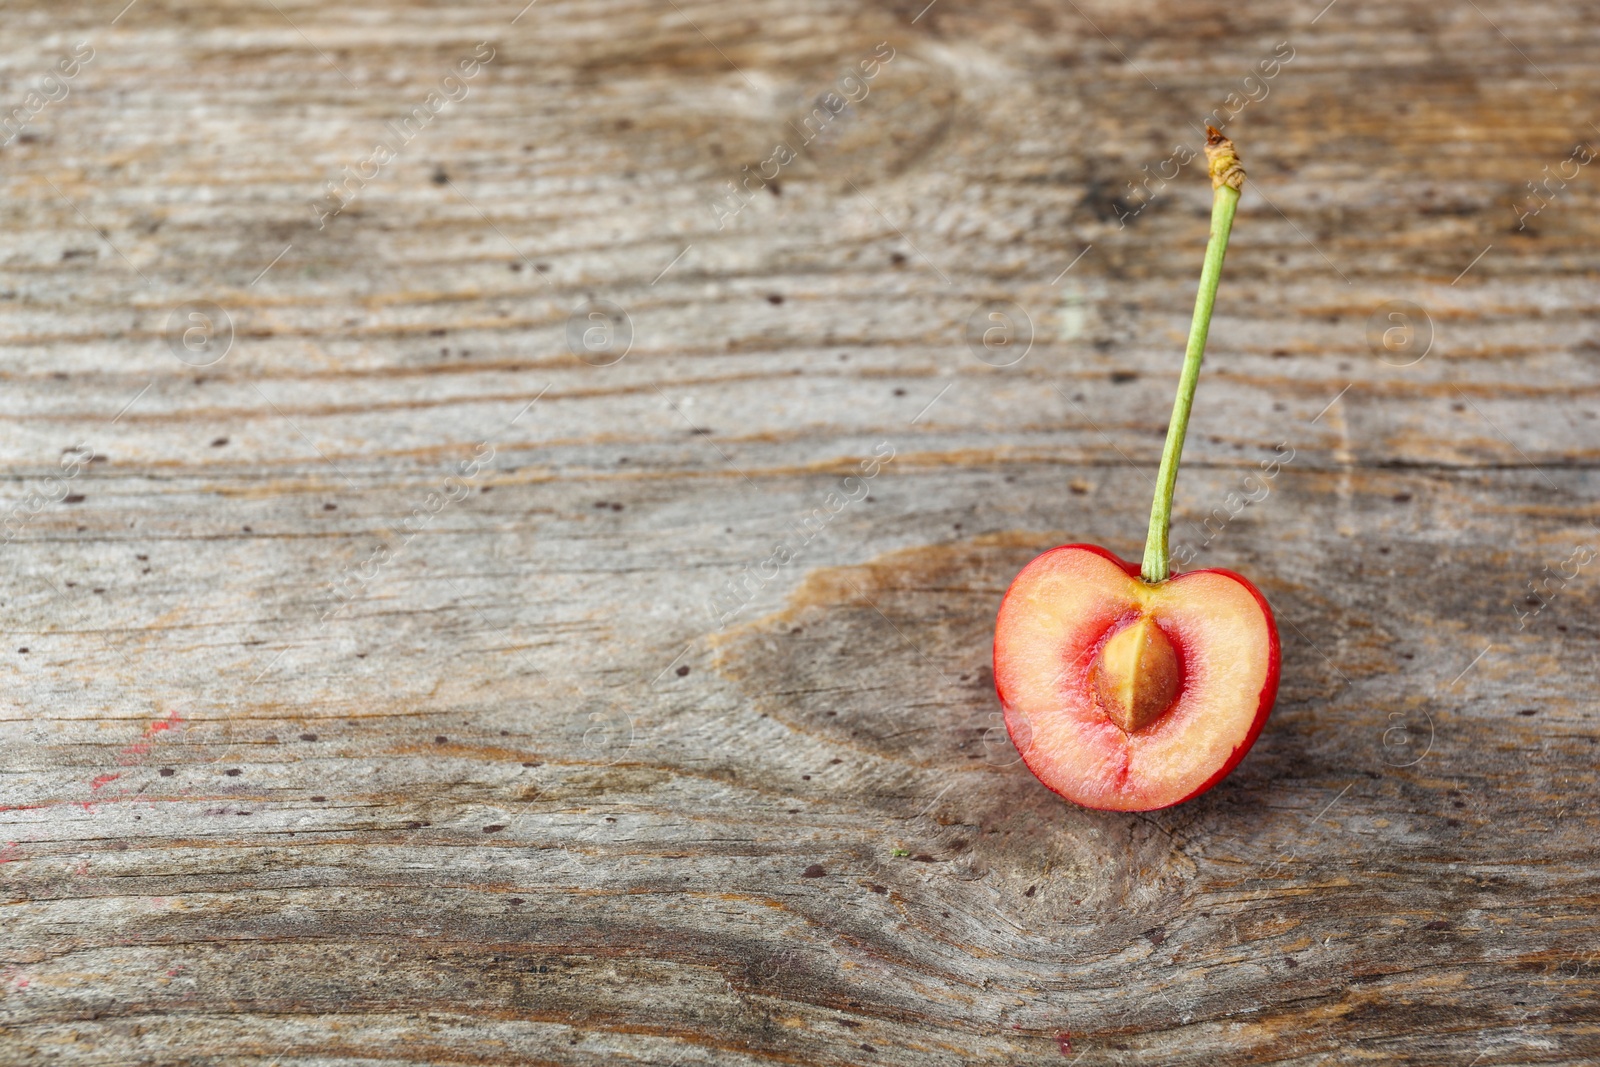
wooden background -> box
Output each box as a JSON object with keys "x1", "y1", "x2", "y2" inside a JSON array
[{"x1": 2, "y1": 1, "x2": 1598, "y2": 1063}]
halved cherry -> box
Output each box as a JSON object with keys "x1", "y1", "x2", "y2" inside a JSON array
[
  {"x1": 993, "y1": 129, "x2": 1279, "y2": 811},
  {"x1": 994, "y1": 544, "x2": 1278, "y2": 811}
]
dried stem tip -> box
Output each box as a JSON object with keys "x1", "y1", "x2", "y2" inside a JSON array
[{"x1": 1204, "y1": 126, "x2": 1245, "y2": 191}]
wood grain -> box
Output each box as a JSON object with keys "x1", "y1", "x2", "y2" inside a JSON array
[{"x1": 2, "y1": 1, "x2": 1599, "y2": 1064}]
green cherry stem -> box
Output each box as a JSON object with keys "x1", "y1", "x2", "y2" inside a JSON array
[{"x1": 1140, "y1": 127, "x2": 1246, "y2": 584}]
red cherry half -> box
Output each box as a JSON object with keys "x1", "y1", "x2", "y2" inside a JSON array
[{"x1": 993, "y1": 544, "x2": 1279, "y2": 811}]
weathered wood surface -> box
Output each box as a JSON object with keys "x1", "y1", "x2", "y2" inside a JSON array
[{"x1": 1, "y1": 1, "x2": 1598, "y2": 1064}]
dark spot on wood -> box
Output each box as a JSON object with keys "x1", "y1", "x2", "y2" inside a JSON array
[
  {"x1": 16, "y1": 648, "x2": 25, "y2": 654},
  {"x1": 1424, "y1": 920, "x2": 1452, "y2": 930},
  {"x1": 211, "y1": 437, "x2": 228, "y2": 447},
  {"x1": 611, "y1": 502, "x2": 624, "y2": 511},
  {"x1": 890, "y1": 252, "x2": 907, "y2": 266},
  {"x1": 435, "y1": 736, "x2": 448, "y2": 743},
  {"x1": 1143, "y1": 926, "x2": 1167, "y2": 946},
  {"x1": 63, "y1": 494, "x2": 85, "y2": 504},
  {"x1": 912, "y1": 854, "x2": 936, "y2": 862},
  {"x1": 676, "y1": 665, "x2": 690, "y2": 677},
  {"x1": 1392, "y1": 493, "x2": 1412, "y2": 503},
  {"x1": 431, "y1": 166, "x2": 448, "y2": 185},
  {"x1": 521, "y1": 761, "x2": 542, "y2": 768},
  {"x1": 802, "y1": 864, "x2": 826, "y2": 878},
  {"x1": 1110, "y1": 371, "x2": 1139, "y2": 383},
  {"x1": 1024, "y1": 885, "x2": 1036, "y2": 897},
  {"x1": 223, "y1": 768, "x2": 241, "y2": 777},
  {"x1": 894, "y1": 388, "x2": 906, "y2": 396},
  {"x1": 767, "y1": 294, "x2": 784, "y2": 305},
  {"x1": 300, "y1": 733, "x2": 318, "y2": 742},
  {"x1": 159, "y1": 768, "x2": 174, "y2": 777},
  {"x1": 323, "y1": 503, "x2": 337, "y2": 511},
  {"x1": 310, "y1": 796, "x2": 325, "y2": 802},
  {"x1": 483, "y1": 824, "x2": 505, "y2": 833},
  {"x1": 1518, "y1": 708, "x2": 1537, "y2": 715},
  {"x1": 871, "y1": 885, "x2": 887, "y2": 894}
]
